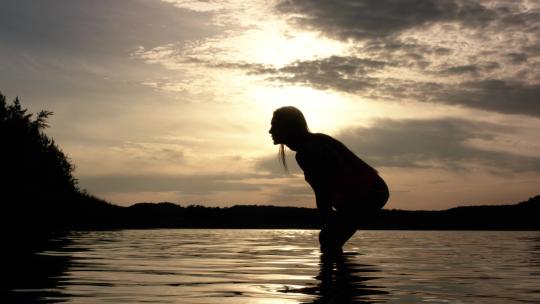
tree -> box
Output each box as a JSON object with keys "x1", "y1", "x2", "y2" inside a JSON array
[{"x1": 0, "y1": 92, "x2": 77, "y2": 214}]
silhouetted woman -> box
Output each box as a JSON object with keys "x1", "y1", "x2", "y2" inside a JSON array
[{"x1": 269, "y1": 106, "x2": 389, "y2": 258}]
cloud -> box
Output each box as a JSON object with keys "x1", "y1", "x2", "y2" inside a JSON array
[
  {"x1": 275, "y1": 0, "x2": 497, "y2": 40},
  {"x1": 427, "y1": 79, "x2": 540, "y2": 115},
  {"x1": 335, "y1": 118, "x2": 540, "y2": 172},
  {"x1": 437, "y1": 62, "x2": 500, "y2": 76},
  {"x1": 368, "y1": 78, "x2": 540, "y2": 117},
  {"x1": 129, "y1": 1, "x2": 540, "y2": 118},
  {"x1": 258, "y1": 56, "x2": 385, "y2": 93},
  {"x1": 81, "y1": 173, "x2": 264, "y2": 195},
  {"x1": 264, "y1": 1, "x2": 540, "y2": 117},
  {"x1": 275, "y1": 0, "x2": 540, "y2": 41},
  {"x1": 506, "y1": 52, "x2": 528, "y2": 64},
  {"x1": 248, "y1": 56, "x2": 540, "y2": 117}
]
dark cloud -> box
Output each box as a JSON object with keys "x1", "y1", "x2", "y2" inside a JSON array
[
  {"x1": 173, "y1": 55, "x2": 384, "y2": 95},
  {"x1": 428, "y1": 79, "x2": 540, "y2": 116},
  {"x1": 506, "y1": 53, "x2": 528, "y2": 64},
  {"x1": 375, "y1": 79, "x2": 540, "y2": 117},
  {"x1": 275, "y1": 0, "x2": 497, "y2": 40},
  {"x1": 358, "y1": 39, "x2": 438, "y2": 68},
  {"x1": 335, "y1": 118, "x2": 540, "y2": 172},
  {"x1": 249, "y1": 56, "x2": 540, "y2": 117},
  {"x1": 437, "y1": 62, "x2": 500, "y2": 76},
  {"x1": 439, "y1": 64, "x2": 480, "y2": 75},
  {"x1": 251, "y1": 56, "x2": 385, "y2": 93},
  {"x1": 281, "y1": 56, "x2": 387, "y2": 73}
]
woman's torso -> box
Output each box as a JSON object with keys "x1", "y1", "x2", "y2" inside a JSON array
[{"x1": 297, "y1": 133, "x2": 388, "y2": 210}]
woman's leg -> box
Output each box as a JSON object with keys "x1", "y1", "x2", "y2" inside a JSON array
[
  {"x1": 319, "y1": 190, "x2": 389, "y2": 255},
  {"x1": 319, "y1": 211, "x2": 356, "y2": 255},
  {"x1": 336, "y1": 222, "x2": 357, "y2": 248},
  {"x1": 334, "y1": 190, "x2": 389, "y2": 249},
  {"x1": 319, "y1": 212, "x2": 340, "y2": 255}
]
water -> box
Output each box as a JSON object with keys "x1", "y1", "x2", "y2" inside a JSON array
[{"x1": 5, "y1": 230, "x2": 540, "y2": 303}]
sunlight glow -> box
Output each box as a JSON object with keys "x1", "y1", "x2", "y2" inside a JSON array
[
  {"x1": 226, "y1": 26, "x2": 347, "y2": 67},
  {"x1": 164, "y1": 0, "x2": 348, "y2": 67},
  {"x1": 248, "y1": 85, "x2": 350, "y2": 133}
]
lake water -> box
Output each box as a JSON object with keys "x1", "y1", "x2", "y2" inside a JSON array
[{"x1": 5, "y1": 230, "x2": 540, "y2": 303}]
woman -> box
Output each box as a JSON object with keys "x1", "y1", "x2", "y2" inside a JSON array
[{"x1": 269, "y1": 106, "x2": 389, "y2": 257}]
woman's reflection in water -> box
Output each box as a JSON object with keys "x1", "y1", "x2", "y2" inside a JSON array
[{"x1": 299, "y1": 253, "x2": 388, "y2": 304}]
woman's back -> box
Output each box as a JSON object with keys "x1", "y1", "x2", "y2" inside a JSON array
[{"x1": 297, "y1": 133, "x2": 388, "y2": 210}]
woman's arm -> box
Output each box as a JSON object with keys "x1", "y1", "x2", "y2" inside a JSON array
[
  {"x1": 314, "y1": 186, "x2": 333, "y2": 225},
  {"x1": 296, "y1": 150, "x2": 334, "y2": 223}
]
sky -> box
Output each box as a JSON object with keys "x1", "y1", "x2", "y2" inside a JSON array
[{"x1": 1, "y1": 0, "x2": 539, "y2": 210}]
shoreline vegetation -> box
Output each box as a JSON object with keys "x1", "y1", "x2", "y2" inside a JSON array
[
  {"x1": 80, "y1": 196, "x2": 540, "y2": 230},
  {"x1": 2, "y1": 93, "x2": 539, "y2": 236}
]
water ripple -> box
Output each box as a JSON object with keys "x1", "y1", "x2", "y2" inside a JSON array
[{"x1": 6, "y1": 230, "x2": 540, "y2": 303}]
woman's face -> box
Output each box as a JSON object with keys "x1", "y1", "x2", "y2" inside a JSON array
[{"x1": 269, "y1": 115, "x2": 287, "y2": 145}]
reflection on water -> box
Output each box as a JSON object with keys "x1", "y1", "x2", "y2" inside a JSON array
[
  {"x1": 3, "y1": 234, "x2": 73, "y2": 303},
  {"x1": 290, "y1": 253, "x2": 388, "y2": 304},
  {"x1": 4, "y1": 230, "x2": 540, "y2": 303}
]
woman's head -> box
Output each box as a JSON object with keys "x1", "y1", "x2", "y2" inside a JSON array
[
  {"x1": 269, "y1": 106, "x2": 310, "y2": 170},
  {"x1": 269, "y1": 106, "x2": 309, "y2": 145}
]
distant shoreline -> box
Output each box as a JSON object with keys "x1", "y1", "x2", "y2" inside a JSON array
[
  {"x1": 60, "y1": 196, "x2": 540, "y2": 231},
  {"x1": 5, "y1": 195, "x2": 539, "y2": 236}
]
